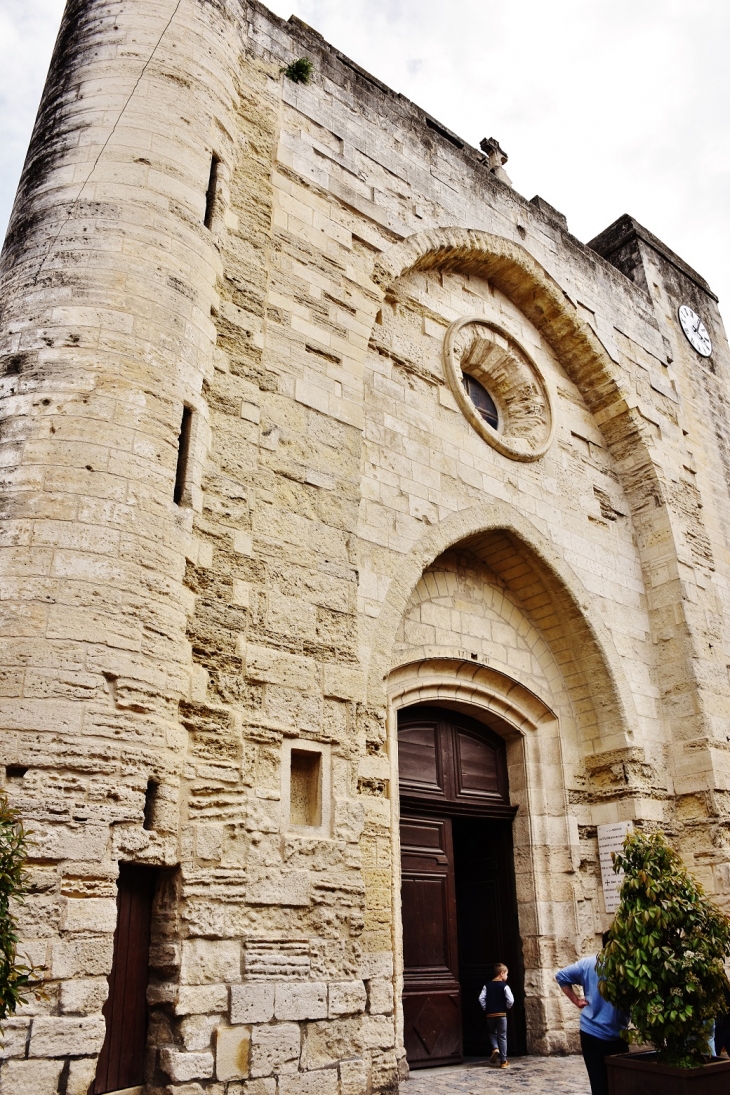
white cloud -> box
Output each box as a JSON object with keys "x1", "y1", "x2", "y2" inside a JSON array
[{"x1": 1, "y1": 0, "x2": 728, "y2": 306}]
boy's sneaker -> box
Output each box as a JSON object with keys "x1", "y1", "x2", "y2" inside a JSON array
[
  {"x1": 499, "y1": 1061, "x2": 510, "y2": 1069},
  {"x1": 489, "y1": 1050, "x2": 500, "y2": 1065}
]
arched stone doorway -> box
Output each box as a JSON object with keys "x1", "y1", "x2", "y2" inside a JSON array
[
  {"x1": 378, "y1": 516, "x2": 628, "y2": 1060},
  {"x1": 387, "y1": 657, "x2": 562, "y2": 1061},
  {"x1": 397, "y1": 704, "x2": 525, "y2": 1067}
]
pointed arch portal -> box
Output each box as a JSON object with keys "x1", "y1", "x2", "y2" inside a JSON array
[
  {"x1": 388, "y1": 655, "x2": 559, "y2": 1065},
  {"x1": 372, "y1": 469, "x2": 640, "y2": 1062},
  {"x1": 359, "y1": 226, "x2": 711, "y2": 1060}
]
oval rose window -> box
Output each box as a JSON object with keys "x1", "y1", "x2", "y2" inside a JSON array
[{"x1": 444, "y1": 315, "x2": 555, "y2": 461}]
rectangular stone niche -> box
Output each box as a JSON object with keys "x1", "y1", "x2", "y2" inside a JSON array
[
  {"x1": 290, "y1": 750, "x2": 321, "y2": 827},
  {"x1": 281, "y1": 739, "x2": 331, "y2": 837}
]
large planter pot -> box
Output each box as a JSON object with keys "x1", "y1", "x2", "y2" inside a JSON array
[{"x1": 607, "y1": 1051, "x2": 730, "y2": 1095}]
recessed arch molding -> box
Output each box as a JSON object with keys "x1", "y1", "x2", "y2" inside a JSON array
[
  {"x1": 367, "y1": 499, "x2": 639, "y2": 751},
  {"x1": 388, "y1": 657, "x2": 558, "y2": 739},
  {"x1": 368, "y1": 227, "x2": 708, "y2": 759},
  {"x1": 372, "y1": 227, "x2": 630, "y2": 423}
]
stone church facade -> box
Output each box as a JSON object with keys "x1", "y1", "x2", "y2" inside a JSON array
[{"x1": 1, "y1": 1, "x2": 730, "y2": 1093}]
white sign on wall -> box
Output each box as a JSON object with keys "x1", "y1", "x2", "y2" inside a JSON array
[{"x1": 597, "y1": 821, "x2": 633, "y2": 914}]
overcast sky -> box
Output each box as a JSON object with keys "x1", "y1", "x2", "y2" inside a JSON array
[{"x1": 2, "y1": 0, "x2": 728, "y2": 308}]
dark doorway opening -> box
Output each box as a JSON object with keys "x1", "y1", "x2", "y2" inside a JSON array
[
  {"x1": 398, "y1": 705, "x2": 525, "y2": 1068},
  {"x1": 453, "y1": 816, "x2": 526, "y2": 1058}
]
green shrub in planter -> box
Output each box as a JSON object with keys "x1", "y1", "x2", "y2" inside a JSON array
[
  {"x1": 0, "y1": 795, "x2": 43, "y2": 1022},
  {"x1": 598, "y1": 831, "x2": 730, "y2": 1068}
]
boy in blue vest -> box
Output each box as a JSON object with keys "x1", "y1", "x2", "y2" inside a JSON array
[{"x1": 479, "y1": 963, "x2": 514, "y2": 1068}]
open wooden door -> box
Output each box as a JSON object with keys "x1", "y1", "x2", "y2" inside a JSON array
[
  {"x1": 398, "y1": 706, "x2": 523, "y2": 1067},
  {"x1": 400, "y1": 815, "x2": 462, "y2": 1066}
]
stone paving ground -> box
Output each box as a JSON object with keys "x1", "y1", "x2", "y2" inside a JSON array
[{"x1": 405, "y1": 1056, "x2": 590, "y2": 1095}]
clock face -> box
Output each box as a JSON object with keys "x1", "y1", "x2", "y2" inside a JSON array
[{"x1": 678, "y1": 304, "x2": 712, "y2": 357}]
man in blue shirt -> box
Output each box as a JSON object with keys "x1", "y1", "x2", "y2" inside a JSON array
[{"x1": 555, "y1": 933, "x2": 629, "y2": 1095}]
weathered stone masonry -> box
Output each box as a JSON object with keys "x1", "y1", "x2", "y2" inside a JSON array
[{"x1": 1, "y1": 0, "x2": 730, "y2": 1092}]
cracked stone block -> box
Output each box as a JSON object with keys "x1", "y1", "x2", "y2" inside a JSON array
[
  {"x1": 328, "y1": 981, "x2": 367, "y2": 1017},
  {"x1": 160, "y1": 1048, "x2": 216, "y2": 1082},
  {"x1": 230, "y1": 983, "x2": 275, "y2": 1024},
  {"x1": 250, "y1": 1022, "x2": 301, "y2": 1077},
  {"x1": 275, "y1": 982, "x2": 328, "y2": 1021}
]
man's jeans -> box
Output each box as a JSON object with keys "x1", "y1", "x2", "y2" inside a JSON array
[
  {"x1": 579, "y1": 1030, "x2": 625, "y2": 1095},
  {"x1": 486, "y1": 1016, "x2": 508, "y2": 1063}
]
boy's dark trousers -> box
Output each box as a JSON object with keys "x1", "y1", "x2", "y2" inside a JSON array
[
  {"x1": 580, "y1": 1031, "x2": 625, "y2": 1095},
  {"x1": 486, "y1": 1016, "x2": 508, "y2": 1063}
]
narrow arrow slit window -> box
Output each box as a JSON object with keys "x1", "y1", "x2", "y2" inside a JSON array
[
  {"x1": 174, "y1": 406, "x2": 193, "y2": 506},
  {"x1": 204, "y1": 153, "x2": 220, "y2": 229}
]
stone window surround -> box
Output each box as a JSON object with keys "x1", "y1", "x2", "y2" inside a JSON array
[
  {"x1": 280, "y1": 737, "x2": 332, "y2": 838},
  {"x1": 443, "y1": 314, "x2": 556, "y2": 462}
]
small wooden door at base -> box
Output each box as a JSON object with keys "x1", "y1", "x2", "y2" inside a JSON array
[
  {"x1": 93, "y1": 864, "x2": 156, "y2": 1094},
  {"x1": 400, "y1": 815, "x2": 462, "y2": 1067}
]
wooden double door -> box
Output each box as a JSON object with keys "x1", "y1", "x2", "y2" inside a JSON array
[{"x1": 399, "y1": 706, "x2": 526, "y2": 1067}]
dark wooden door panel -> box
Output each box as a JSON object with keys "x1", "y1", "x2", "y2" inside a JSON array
[
  {"x1": 398, "y1": 707, "x2": 509, "y2": 810},
  {"x1": 398, "y1": 720, "x2": 443, "y2": 795},
  {"x1": 455, "y1": 730, "x2": 501, "y2": 798},
  {"x1": 401, "y1": 813, "x2": 462, "y2": 1066},
  {"x1": 400, "y1": 817, "x2": 458, "y2": 979},
  {"x1": 94, "y1": 864, "x2": 156, "y2": 1095},
  {"x1": 403, "y1": 990, "x2": 462, "y2": 1068},
  {"x1": 401, "y1": 877, "x2": 452, "y2": 971},
  {"x1": 399, "y1": 706, "x2": 525, "y2": 1067},
  {"x1": 400, "y1": 818, "x2": 447, "y2": 855}
]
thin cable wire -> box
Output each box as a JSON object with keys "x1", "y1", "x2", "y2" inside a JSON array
[{"x1": 32, "y1": 0, "x2": 184, "y2": 285}]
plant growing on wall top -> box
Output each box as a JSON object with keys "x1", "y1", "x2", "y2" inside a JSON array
[
  {"x1": 598, "y1": 830, "x2": 730, "y2": 1068},
  {"x1": 282, "y1": 57, "x2": 313, "y2": 84},
  {"x1": 0, "y1": 794, "x2": 43, "y2": 1023}
]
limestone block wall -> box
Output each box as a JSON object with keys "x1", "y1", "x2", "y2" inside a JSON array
[
  {"x1": 1, "y1": 0, "x2": 730, "y2": 1090},
  {"x1": 0, "y1": 0, "x2": 245, "y2": 1090}
]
